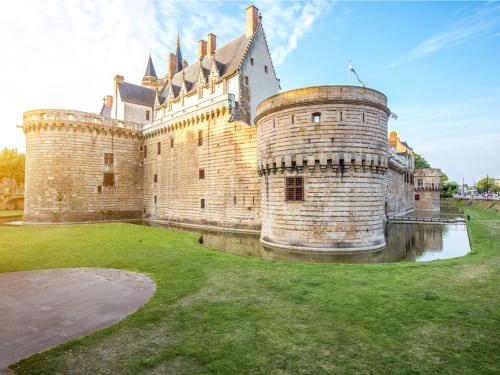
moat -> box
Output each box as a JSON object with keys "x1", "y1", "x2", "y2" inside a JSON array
[{"x1": 140, "y1": 208, "x2": 470, "y2": 264}]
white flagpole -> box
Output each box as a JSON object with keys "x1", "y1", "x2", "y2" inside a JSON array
[{"x1": 348, "y1": 61, "x2": 351, "y2": 85}]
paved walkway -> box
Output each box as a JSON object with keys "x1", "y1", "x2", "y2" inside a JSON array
[{"x1": 0, "y1": 268, "x2": 156, "y2": 373}]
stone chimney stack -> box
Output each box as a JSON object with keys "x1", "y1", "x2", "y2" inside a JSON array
[
  {"x1": 207, "y1": 33, "x2": 216, "y2": 56},
  {"x1": 246, "y1": 5, "x2": 259, "y2": 37},
  {"x1": 104, "y1": 95, "x2": 113, "y2": 108},
  {"x1": 198, "y1": 40, "x2": 208, "y2": 59},
  {"x1": 114, "y1": 75, "x2": 124, "y2": 85},
  {"x1": 168, "y1": 53, "x2": 176, "y2": 76}
]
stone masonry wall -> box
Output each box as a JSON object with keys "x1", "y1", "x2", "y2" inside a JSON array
[
  {"x1": 256, "y1": 86, "x2": 390, "y2": 250},
  {"x1": 143, "y1": 110, "x2": 260, "y2": 230},
  {"x1": 23, "y1": 112, "x2": 143, "y2": 222},
  {"x1": 385, "y1": 168, "x2": 415, "y2": 215},
  {"x1": 414, "y1": 168, "x2": 441, "y2": 211}
]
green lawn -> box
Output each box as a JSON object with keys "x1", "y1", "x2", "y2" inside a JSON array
[
  {"x1": 1, "y1": 204, "x2": 499, "y2": 374},
  {"x1": 0, "y1": 210, "x2": 23, "y2": 218}
]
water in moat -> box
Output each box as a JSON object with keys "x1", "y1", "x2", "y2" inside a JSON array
[{"x1": 141, "y1": 208, "x2": 470, "y2": 264}]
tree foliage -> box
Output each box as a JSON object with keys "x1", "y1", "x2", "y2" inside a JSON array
[
  {"x1": 476, "y1": 177, "x2": 499, "y2": 193},
  {"x1": 0, "y1": 148, "x2": 25, "y2": 183},
  {"x1": 414, "y1": 153, "x2": 431, "y2": 169},
  {"x1": 439, "y1": 171, "x2": 459, "y2": 198}
]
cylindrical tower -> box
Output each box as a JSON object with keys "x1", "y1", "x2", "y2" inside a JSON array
[
  {"x1": 256, "y1": 86, "x2": 390, "y2": 252},
  {"x1": 23, "y1": 109, "x2": 144, "y2": 222}
]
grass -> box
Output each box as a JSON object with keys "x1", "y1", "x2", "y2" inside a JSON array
[
  {"x1": 0, "y1": 210, "x2": 22, "y2": 218},
  {"x1": 0, "y1": 204, "x2": 499, "y2": 374}
]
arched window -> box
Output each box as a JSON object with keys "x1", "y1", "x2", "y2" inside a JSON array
[{"x1": 312, "y1": 112, "x2": 321, "y2": 123}]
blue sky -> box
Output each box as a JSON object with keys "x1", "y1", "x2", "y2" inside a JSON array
[{"x1": 0, "y1": 0, "x2": 499, "y2": 184}]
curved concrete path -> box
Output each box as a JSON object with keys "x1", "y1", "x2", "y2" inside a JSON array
[{"x1": 0, "y1": 268, "x2": 156, "y2": 372}]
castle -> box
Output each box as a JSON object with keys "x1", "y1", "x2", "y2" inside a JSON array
[{"x1": 21, "y1": 6, "x2": 440, "y2": 253}]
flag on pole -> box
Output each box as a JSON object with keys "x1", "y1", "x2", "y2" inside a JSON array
[{"x1": 348, "y1": 63, "x2": 365, "y2": 88}]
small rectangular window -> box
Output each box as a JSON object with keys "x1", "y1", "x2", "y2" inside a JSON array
[
  {"x1": 415, "y1": 194, "x2": 420, "y2": 201},
  {"x1": 250, "y1": 57, "x2": 254, "y2": 66},
  {"x1": 154, "y1": 195, "x2": 157, "y2": 204},
  {"x1": 146, "y1": 110, "x2": 150, "y2": 121},
  {"x1": 144, "y1": 145, "x2": 148, "y2": 158},
  {"x1": 103, "y1": 172, "x2": 114, "y2": 187},
  {"x1": 157, "y1": 142, "x2": 161, "y2": 155},
  {"x1": 362, "y1": 112, "x2": 365, "y2": 123},
  {"x1": 198, "y1": 130, "x2": 203, "y2": 146},
  {"x1": 170, "y1": 137, "x2": 174, "y2": 148},
  {"x1": 244, "y1": 76, "x2": 249, "y2": 85},
  {"x1": 264, "y1": 65, "x2": 268, "y2": 73},
  {"x1": 154, "y1": 174, "x2": 158, "y2": 183},
  {"x1": 285, "y1": 176, "x2": 304, "y2": 202},
  {"x1": 200, "y1": 198, "x2": 205, "y2": 209},
  {"x1": 233, "y1": 196, "x2": 237, "y2": 205},
  {"x1": 418, "y1": 178, "x2": 423, "y2": 187},
  {"x1": 104, "y1": 153, "x2": 114, "y2": 165},
  {"x1": 312, "y1": 113, "x2": 321, "y2": 123},
  {"x1": 291, "y1": 114, "x2": 294, "y2": 124},
  {"x1": 199, "y1": 169, "x2": 205, "y2": 179},
  {"x1": 97, "y1": 185, "x2": 102, "y2": 193}
]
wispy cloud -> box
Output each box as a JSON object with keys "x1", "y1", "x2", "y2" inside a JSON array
[
  {"x1": 389, "y1": 3, "x2": 500, "y2": 68},
  {"x1": 389, "y1": 94, "x2": 500, "y2": 182},
  {"x1": 0, "y1": 0, "x2": 329, "y2": 151}
]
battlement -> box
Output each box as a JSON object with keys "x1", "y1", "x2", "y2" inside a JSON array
[{"x1": 23, "y1": 109, "x2": 143, "y2": 135}]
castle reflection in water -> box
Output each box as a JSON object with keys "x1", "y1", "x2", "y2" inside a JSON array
[{"x1": 199, "y1": 223, "x2": 470, "y2": 264}]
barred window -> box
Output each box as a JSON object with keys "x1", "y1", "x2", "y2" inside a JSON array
[
  {"x1": 103, "y1": 172, "x2": 114, "y2": 187},
  {"x1": 417, "y1": 178, "x2": 423, "y2": 187},
  {"x1": 104, "y1": 153, "x2": 113, "y2": 165},
  {"x1": 285, "y1": 176, "x2": 304, "y2": 202},
  {"x1": 415, "y1": 194, "x2": 420, "y2": 201}
]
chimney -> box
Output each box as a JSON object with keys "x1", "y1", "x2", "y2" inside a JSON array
[
  {"x1": 198, "y1": 40, "x2": 208, "y2": 59},
  {"x1": 207, "y1": 33, "x2": 216, "y2": 56},
  {"x1": 168, "y1": 53, "x2": 176, "y2": 76},
  {"x1": 104, "y1": 95, "x2": 113, "y2": 108},
  {"x1": 114, "y1": 75, "x2": 124, "y2": 85},
  {"x1": 246, "y1": 5, "x2": 259, "y2": 37}
]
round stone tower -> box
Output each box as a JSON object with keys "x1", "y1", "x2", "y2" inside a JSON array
[
  {"x1": 255, "y1": 86, "x2": 389, "y2": 252},
  {"x1": 23, "y1": 109, "x2": 144, "y2": 223}
]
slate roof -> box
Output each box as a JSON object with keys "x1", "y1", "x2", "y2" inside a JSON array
[
  {"x1": 159, "y1": 33, "x2": 252, "y2": 101},
  {"x1": 118, "y1": 82, "x2": 156, "y2": 107},
  {"x1": 144, "y1": 55, "x2": 157, "y2": 78}
]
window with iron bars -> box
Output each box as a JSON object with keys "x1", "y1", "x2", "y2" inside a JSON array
[{"x1": 285, "y1": 176, "x2": 304, "y2": 202}]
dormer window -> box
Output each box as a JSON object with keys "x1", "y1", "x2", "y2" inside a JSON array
[
  {"x1": 146, "y1": 110, "x2": 150, "y2": 121},
  {"x1": 312, "y1": 112, "x2": 321, "y2": 123}
]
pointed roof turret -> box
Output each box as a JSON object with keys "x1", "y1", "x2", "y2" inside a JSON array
[
  {"x1": 175, "y1": 34, "x2": 183, "y2": 73},
  {"x1": 144, "y1": 53, "x2": 157, "y2": 78}
]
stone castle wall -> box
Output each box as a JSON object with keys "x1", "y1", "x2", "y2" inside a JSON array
[
  {"x1": 385, "y1": 166, "x2": 415, "y2": 215},
  {"x1": 256, "y1": 86, "x2": 390, "y2": 251},
  {"x1": 414, "y1": 168, "x2": 441, "y2": 211},
  {"x1": 143, "y1": 105, "x2": 260, "y2": 230},
  {"x1": 23, "y1": 110, "x2": 143, "y2": 222}
]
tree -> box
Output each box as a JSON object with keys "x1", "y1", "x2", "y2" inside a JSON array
[
  {"x1": 439, "y1": 171, "x2": 459, "y2": 198},
  {"x1": 441, "y1": 180, "x2": 459, "y2": 198},
  {"x1": 0, "y1": 148, "x2": 25, "y2": 183},
  {"x1": 476, "y1": 176, "x2": 497, "y2": 193},
  {"x1": 414, "y1": 153, "x2": 430, "y2": 169}
]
